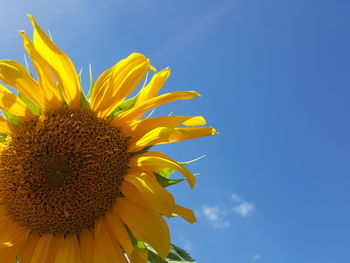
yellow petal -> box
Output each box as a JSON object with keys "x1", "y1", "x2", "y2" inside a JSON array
[
  {"x1": 90, "y1": 53, "x2": 150, "y2": 118},
  {"x1": 105, "y1": 208, "x2": 134, "y2": 257},
  {"x1": 30, "y1": 234, "x2": 57, "y2": 263},
  {"x1": 116, "y1": 91, "x2": 200, "y2": 122},
  {"x1": 130, "y1": 151, "x2": 196, "y2": 188},
  {"x1": 0, "y1": 83, "x2": 34, "y2": 120},
  {"x1": 19, "y1": 31, "x2": 62, "y2": 109},
  {"x1": 120, "y1": 182, "x2": 153, "y2": 209},
  {"x1": 0, "y1": 219, "x2": 29, "y2": 251},
  {"x1": 125, "y1": 171, "x2": 175, "y2": 217},
  {"x1": 89, "y1": 67, "x2": 113, "y2": 109},
  {"x1": 0, "y1": 218, "x2": 29, "y2": 262},
  {"x1": 135, "y1": 68, "x2": 170, "y2": 106},
  {"x1": 94, "y1": 216, "x2": 128, "y2": 263},
  {"x1": 0, "y1": 116, "x2": 14, "y2": 135},
  {"x1": 174, "y1": 204, "x2": 197, "y2": 224},
  {"x1": 0, "y1": 60, "x2": 45, "y2": 108},
  {"x1": 0, "y1": 233, "x2": 28, "y2": 263},
  {"x1": 55, "y1": 235, "x2": 81, "y2": 263},
  {"x1": 28, "y1": 14, "x2": 81, "y2": 108},
  {"x1": 130, "y1": 247, "x2": 148, "y2": 263},
  {"x1": 79, "y1": 230, "x2": 95, "y2": 263},
  {"x1": 116, "y1": 198, "x2": 170, "y2": 258},
  {"x1": 0, "y1": 205, "x2": 8, "y2": 218},
  {"x1": 19, "y1": 233, "x2": 40, "y2": 263},
  {"x1": 130, "y1": 126, "x2": 217, "y2": 152},
  {"x1": 126, "y1": 115, "x2": 206, "y2": 141}
]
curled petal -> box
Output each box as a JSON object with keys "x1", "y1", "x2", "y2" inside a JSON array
[
  {"x1": 130, "y1": 151, "x2": 196, "y2": 188},
  {"x1": 174, "y1": 204, "x2": 197, "y2": 224},
  {"x1": 0, "y1": 84, "x2": 34, "y2": 120},
  {"x1": 116, "y1": 91, "x2": 200, "y2": 122},
  {"x1": 125, "y1": 115, "x2": 206, "y2": 141},
  {"x1": 0, "y1": 60, "x2": 45, "y2": 108},
  {"x1": 129, "y1": 126, "x2": 217, "y2": 152}
]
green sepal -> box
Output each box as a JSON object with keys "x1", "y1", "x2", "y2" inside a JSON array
[
  {"x1": 2, "y1": 110, "x2": 23, "y2": 127},
  {"x1": 154, "y1": 172, "x2": 184, "y2": 188},
  {"x1": 107, "y1": 96, "x2": 138, "y2": 120},
  {"x1": 77, "y1": 69, "x2": 90, "y2": 109},
  {"x1": 18, "y1": 92, "x2": 41, "y2": 116},
  {"x1": 158, "y1": 168, "x2": 176, "y2": 179},
  {"x1": 87, "y1": 64, "x2": 95, "y2": 99},
  {"x1": 56, "y1": 84, "x2": 67, "y2": 107},
  {"x1": 80, "y1": 90, "x2": 90, "y2": 109},
  {"x1": 178, "y1": 155, "x2": 206, "y2": 165},
  {"x1": 129, "y1": 146, "x2": 153, "y2": 157},
  {"x1": 158, "y1": 156, "x2": 205, "y2": 179}
]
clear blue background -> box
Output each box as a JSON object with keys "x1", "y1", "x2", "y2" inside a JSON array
[{"x1": 1, "y1": 1, "x2": 350, "y2": 262}]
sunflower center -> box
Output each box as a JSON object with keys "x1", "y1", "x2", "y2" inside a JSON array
[{"x1": 0, "y1": 108, "x2": 130, "y2": 235}]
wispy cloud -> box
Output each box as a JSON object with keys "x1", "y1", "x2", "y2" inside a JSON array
[
  {"x1": 200, "y1": 193, "x2": 255, "y2": 229},
  {"x1": 201, "y1": 205, "x2": 231, "y2": 229},
  {"x1": 233, "y1": 202, "x2": 254, "y2": 217},
  {"x1": 231, "y1": 193, "x2": 255, "y2": 217},
  {"x1": 251, "y1": 254, "x2": 261, "y2": 262}
]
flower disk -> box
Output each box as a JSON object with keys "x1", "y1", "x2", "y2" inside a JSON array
[{"x1": 0, "y1": 109, "x2": 129, "y2": 235}]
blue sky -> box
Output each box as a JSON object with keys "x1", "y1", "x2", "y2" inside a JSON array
[{"x1": 1, "y1": 0, "x2": 350, "y2": 262}]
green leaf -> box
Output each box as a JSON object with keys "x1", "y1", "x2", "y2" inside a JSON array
[
  {"x1": 168, "y1": 244, "x2": 195, "y2": 262},
  {"x1": 148, "y1": 243, "x2": 195, "y2": 263},
  {"x1": 154, "y1": 172, "x2": 184, "y2": 188},
  {"x1": 2, "y1": 110, "x2": 23, "y2": 127},
  {"x1": 18, "y1": 92, "x2": 41, "y2": 116},
  {"x1": 148, "y1": 250, "x2": 168, "y2": 263},
  {"x1": 107, "y1": 96, "x2": 138, "y2": 120}
]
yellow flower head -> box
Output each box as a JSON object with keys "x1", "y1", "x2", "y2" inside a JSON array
[{"x1": 0, "y1": 15, "x2": 217, "y2": 263}]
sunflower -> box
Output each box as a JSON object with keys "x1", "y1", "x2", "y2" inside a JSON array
[{"x1": 0, "y1": 15, "x2": 216, "y2": 263}]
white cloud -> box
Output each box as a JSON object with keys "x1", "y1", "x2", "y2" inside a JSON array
[
  {"x1": 251, "y1": 254, "x2": 261, "y2": 262},
  {"x1": 233, "y1": 202, "x2": 254, "y2": 217},
  {"x1": 202, "y1": 205, "x2": 223, "y2": 221},
  {"x1": 201, "y1": 205, "x2": 230, "y2": 229}
]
